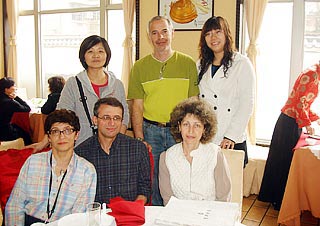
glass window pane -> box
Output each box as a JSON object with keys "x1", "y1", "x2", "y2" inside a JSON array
[
  {"x1": 107, "y1": 10, "x2": 124, "y2": 80},
  {"x1": 40, "y1": 0, "x2": 99, "y2": 10},
  {"x1": 110, "y1": 0, "x2": 122, "y2": 4},
  {"x1": 17, "y1": 16, "x2": 36, "y2": 98},
  {"x1": 304, "y1": 1, "x2": 320, "y2": 68},
  {"x1": 19, "y1": 0, "x2": 33, "y2": 11},
  {"x1": 255, "y1": 3, "x2": 293, "y2": 141},
  {"x1": 40, "y1": 12, "x2": 100, "y2": 97}
]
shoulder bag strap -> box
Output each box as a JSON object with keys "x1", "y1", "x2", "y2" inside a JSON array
[{"x1": 75, "y1": 76, "x2": 96, "y2": 135}]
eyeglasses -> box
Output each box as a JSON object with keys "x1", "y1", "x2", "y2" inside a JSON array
[
  {"x1": 159, "y1": 63, "x2": 167, "y2": 80},
  {"x1": 96, "y1": 115, "x2": 122, "y2": 123},
  {"x1": 48, "y1": 128, "x2": 75, "y2": 136}
]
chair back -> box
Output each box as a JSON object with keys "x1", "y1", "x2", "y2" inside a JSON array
[
  {"x1": 0, "y1": 138, "x2": 25, "y2": 151},
  {"x1": 221, "y1": 149, "x2": 244, "y2": 210}
]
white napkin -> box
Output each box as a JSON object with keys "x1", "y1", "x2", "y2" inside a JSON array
[{"x1": 308, "y1": 145, "x2": 320, "y2": 160}]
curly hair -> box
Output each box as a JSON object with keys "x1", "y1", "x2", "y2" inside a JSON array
[
  {"x1": 48, "y1": 76, "x2": 65, "y2": 93},
  {"x1": 198, "y1": 16, "x2": 235, "y2": 82},
  {"x1": 44, "y1": 109, "x2": 80, "y2": 134},
  {"x1": 170, "y1": 97, "x2": 217, "y2": 144}
]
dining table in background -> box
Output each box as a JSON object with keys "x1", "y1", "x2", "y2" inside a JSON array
[
  {"x1": 277, "y1": 146, "x2": 320, "y2": 226},
  {"x1": 11, "y1": 112, "x2": 47, "y2": 144}
]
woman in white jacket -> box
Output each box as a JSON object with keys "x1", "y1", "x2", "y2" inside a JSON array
[{"x1": 197, "y1": 16, "x2": 255, "y2": 165}]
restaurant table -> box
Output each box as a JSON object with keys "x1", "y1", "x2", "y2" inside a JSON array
[
  {"x1": 277, "y1": 146, "x2": 320, "y2": 226},
  {"x1": 29, "y1": 113, "x2": 47, "y2": 143},
  {"x1": 11, "y1": 112, "x2": 47, "y2": 143},
  {"x1": 47, "y1": 206, "x2": 246, "y2": 226}
]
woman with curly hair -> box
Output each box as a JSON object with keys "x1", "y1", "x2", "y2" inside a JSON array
[
  {"x1": 159, "y1": 97, "x2": 231, "y2": 205},
  {"x1": 198, "y1": 16, "x2": 255, "y2": 166}
]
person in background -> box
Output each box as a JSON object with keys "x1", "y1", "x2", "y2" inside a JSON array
[
  {"x1": 0, "y1": 77, "x2": 32, "y2": 145},
  {"x1": 75, "y1": 97, "x2": 151, "y2": 205},
  {"x1": 5, "y1": 109, "x2": 97, "y2": 225},
  {"x1": 197, "y1": 16, "x2": 255, "y2": 166},
  {"x1": 29, "y1": 35, "x2": 129, "y2": 151},
  {"x1": 127, "y1": 15, "x2": 199, "y2": 206},
  {"x1": 159, "y1": 97, "x2": 231, "y2": 205},
  {"x1": 41, "y1": 76, "x2": 65, "y2": 115},
  {"x1": 258, "y1": 63, "x2": 320, "y2": 210}
]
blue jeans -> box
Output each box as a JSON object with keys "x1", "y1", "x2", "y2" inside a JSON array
[{"x1": 143, "y1": 121, "x2": 176, "y2": 206}]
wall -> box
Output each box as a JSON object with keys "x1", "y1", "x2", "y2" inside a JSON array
[{"x1": 138, "y1": 0, "x2": 237, "y2": 61}]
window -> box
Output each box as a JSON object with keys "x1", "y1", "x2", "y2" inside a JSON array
[
  {"x1": 17, "y1": 1, "x2": 124, "y2": 98},
  {"x1": 240, "y1": 0, "x2": 320, "y2": 144}
]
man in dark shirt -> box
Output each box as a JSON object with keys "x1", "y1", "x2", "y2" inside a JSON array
[{"x1": 75, "y1": 97, "x2": 151, "y2": 204}]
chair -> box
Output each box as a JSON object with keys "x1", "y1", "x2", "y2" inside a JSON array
[
  {"x1": 221, "y1": 149, "x2": 245, "y2": 210},
  {"x1": 0, "y1": 138, "x2": 25, "y2": 151}
]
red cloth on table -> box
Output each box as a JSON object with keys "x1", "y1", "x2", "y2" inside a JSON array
[
  {"x1": 10, "y1": 112, "x2": 31, "y2": 134},
  {"x1": 107, "y1": 197, "x2": 145, "y2": 226},
  {"x1": 0, "y1": 148, "x2": 50, "y2": 214},
  {"x1": 294, "y1": 132, "x2": 320, "y2": 150}
]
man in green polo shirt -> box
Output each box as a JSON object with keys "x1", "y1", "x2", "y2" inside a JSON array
[{"x1": 127, "y1": 15, "x2": 199, "y2": 206}]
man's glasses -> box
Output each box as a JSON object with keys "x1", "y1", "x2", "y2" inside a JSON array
[
  {"x1": 48, "y1": 128, "x2": 75, "y2": 136},
  {"x1": 96, "y1": 115, "x2": 122, "y2": 123}
]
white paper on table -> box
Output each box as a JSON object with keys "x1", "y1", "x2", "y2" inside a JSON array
[{"x1": 154, "y1": 197, "x2": 240, "y2": 226}]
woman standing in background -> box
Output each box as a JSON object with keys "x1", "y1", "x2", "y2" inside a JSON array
[
  {"x1": 258, "y1": 63, "x2": 320, "y2": 210},
  {"x1": 197, "y1": 16, "x2": 255, "y2": 166}
]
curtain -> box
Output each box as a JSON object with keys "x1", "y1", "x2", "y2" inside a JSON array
[
  {"x1": 6, "y1": 0, "x2": 19, "y2": 81},
  {"x1": 121, "y1": 0, "x2": 135, "y2": 95},
  {"x1": 245, "y1": 0, "x2": 267, "y2": 145},
  {"x1": 0, "y1": 0, "x2": 5, "y2": 78}
]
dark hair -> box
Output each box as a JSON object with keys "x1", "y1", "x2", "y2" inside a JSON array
[
  {"x1": 170, "y1": 97, "x2": 217, "y2": 144},
  {"x1": 79, "y1": 35, "x2": 111, "y2": 70},
  {"x1": 93, "y1": 97, "x2": 124, "y2": 118},
  {"x1": 48, "y1": 76, "x2": 65, "y2": 93},
  {"x1": 198, "y1": 16, "x2": 235, "y2": 82},
  {"x1": 0, "y1": 77, "x2": 15, "y2": 93},
  {"x1": 44, "y1": 109, "x2": 80, "y2": 133}
]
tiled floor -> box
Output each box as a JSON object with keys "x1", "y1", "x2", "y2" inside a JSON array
[{"x1": 241, "y1": 195, "x2": 320, "y2": 226}]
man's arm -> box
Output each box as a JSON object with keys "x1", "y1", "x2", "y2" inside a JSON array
[{"x1": 131, "y1": 99, "x2": 144, "y2": 139}]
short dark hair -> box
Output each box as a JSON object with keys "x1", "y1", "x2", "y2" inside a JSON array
[
  {"x1": 44, "y1": 109, "x2": 80, "y2": 134},
  {"x1": 93, "y1": 97, "x2": 124, "y2": 118},
  {"x1": 79, "y1": 35, "x2": 112, "y2": 70},
  {"x1": 48, "y1": 76, "x2": 65, "y2": 93},
  {"x1": 0, "y1": 77, "x2": 15, "y2": 93},
  {"x1": 170, "y1": 97, "x2": 217, "y2": 144}
]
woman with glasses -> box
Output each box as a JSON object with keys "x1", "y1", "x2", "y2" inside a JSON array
[
  {"x1": 197, "y1": 16, "x2": 255, "y2": 166},
  {"x1": 159, "y1": 97, "x2": 231, "y2": 205},
  {"x1": 5, "y1": 109, "x2": 97, "y2": 225},
  {"x1": 29, "y1": 35, "x2": 129, "y2": 151},
  {"x1": 0, "y1": 77, "x2": 32, "y2": 145}
]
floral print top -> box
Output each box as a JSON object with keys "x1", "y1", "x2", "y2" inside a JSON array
[{"x1": 281, "y1": 64, "x2": 320, "y2": 128}]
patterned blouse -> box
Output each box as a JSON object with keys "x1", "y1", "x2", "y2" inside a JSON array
[{"x1": 281, "y1": 64, "x2": 320, "y2": 128}]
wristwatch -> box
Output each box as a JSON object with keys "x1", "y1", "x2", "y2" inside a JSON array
[{"x1": 136, "y1": 137, "x2": 144, "y2": 142}]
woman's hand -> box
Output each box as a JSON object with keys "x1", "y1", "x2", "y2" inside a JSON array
[
  {"x1": 305, "y1": 125, "x2": 315, "y2": 135},
  {"x1": 220, "y1": 138, "x2": 235, "y2": 149}
]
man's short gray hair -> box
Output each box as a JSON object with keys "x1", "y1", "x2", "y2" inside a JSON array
[{"x1": 147, "y1": 15, "x2": 173, "y2": 34}]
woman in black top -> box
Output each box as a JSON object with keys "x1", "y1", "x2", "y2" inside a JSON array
[
  {"x1": 41, "y1": 76, "x2": 65, "y2": 115},
  {"x1": 0, "y1": 77, "x2": 32, "y2": 145}
]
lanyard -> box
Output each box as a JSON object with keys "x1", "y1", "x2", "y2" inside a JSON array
[{"x1": 46, "y1": 154, "x2": 67, "y2": 221}]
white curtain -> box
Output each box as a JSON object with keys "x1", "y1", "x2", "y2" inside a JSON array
[
  {"x1": 121, "y1": 0, "x2": 135, "y2": 95},
  {"x1": 6, "y1": 0, "x2": 19, "y2": 81},
  {"x1": 245, "y1": 0, "x2": 267, "y2": 145}
]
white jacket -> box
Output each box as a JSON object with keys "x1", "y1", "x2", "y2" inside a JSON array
[{"x1": 198, "y1": 53, "x2": 255, "y2": 144}]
